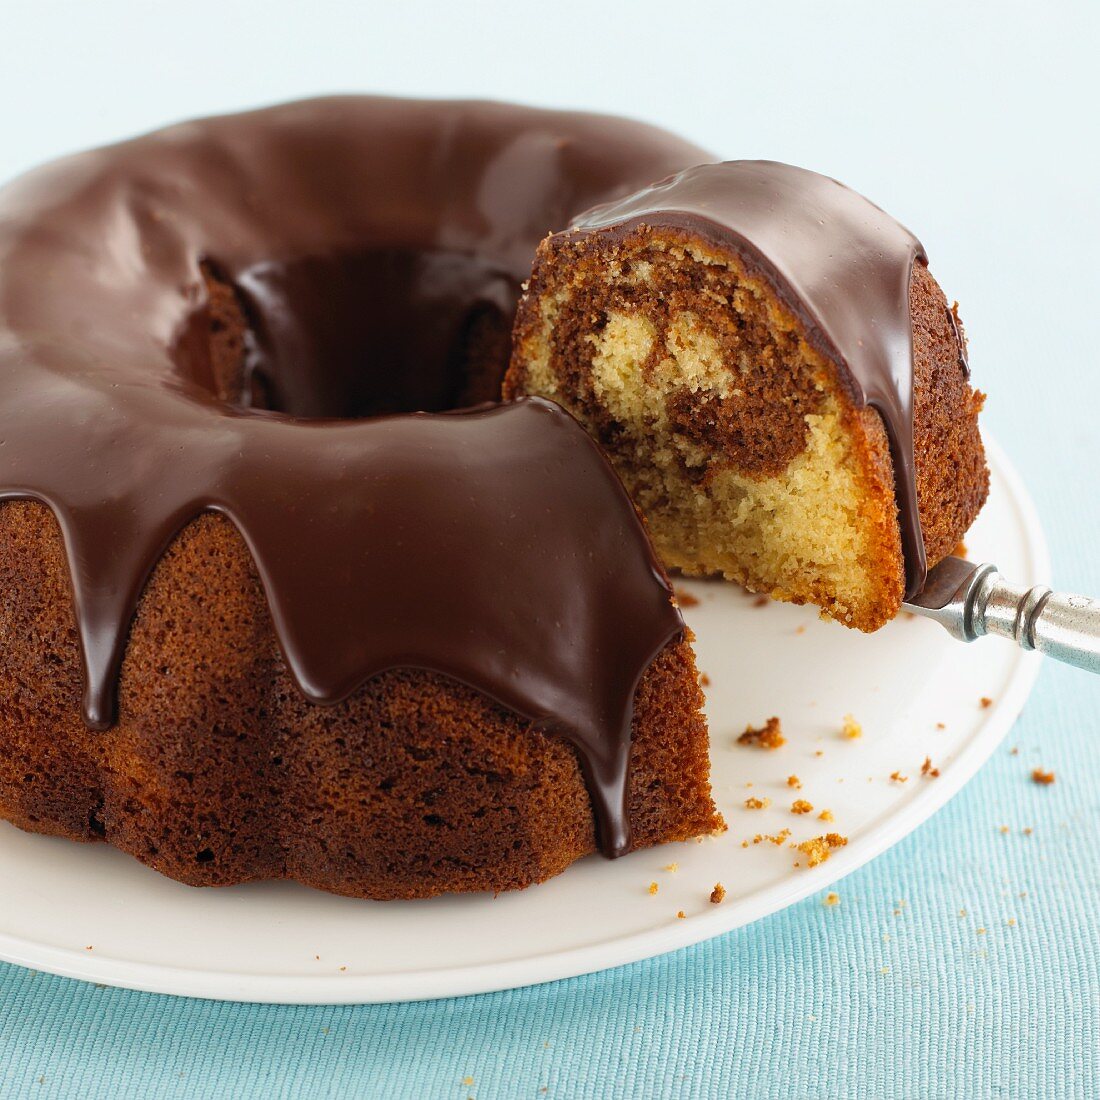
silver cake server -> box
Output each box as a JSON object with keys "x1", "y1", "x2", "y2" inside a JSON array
[{"x1": 904, "y1": 556, "x2": 1100, "y2": 673}]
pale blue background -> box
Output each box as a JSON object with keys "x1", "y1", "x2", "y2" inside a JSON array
[{"x1": 1, "y1": 1, "x2": 1098, "y2": 1096}]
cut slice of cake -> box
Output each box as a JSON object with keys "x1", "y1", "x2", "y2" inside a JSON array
[{"x1": 505, "y1": 161, "x2": 988, "y2": 631}]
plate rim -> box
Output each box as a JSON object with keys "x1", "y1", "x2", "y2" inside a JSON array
[{"x1": 0, "y1": 435, "x2": 1050, "y2": 1004}]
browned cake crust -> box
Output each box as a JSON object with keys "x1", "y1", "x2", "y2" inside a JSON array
[
  {"x1": 506, "y1": 226, "x2": 988, "y2": 631},
  {"x1": 909, "y1": 264, "x2": 989, "y2": 566},
  {"x1": 0, "y1": 500, "x2": 720, "y2": 900}
]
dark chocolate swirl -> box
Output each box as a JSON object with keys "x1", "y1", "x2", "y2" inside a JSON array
[{"x1": 570, "y1": 160, "x2": 929, "y2": 594}]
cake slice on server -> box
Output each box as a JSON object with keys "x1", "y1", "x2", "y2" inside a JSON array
[{"x1": 506, "y1": 161, "x2": 988, "y2": 630}]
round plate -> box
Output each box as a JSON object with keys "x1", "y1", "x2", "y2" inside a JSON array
[{"x1": 0, "y1": 437, "x2": 1047, "y2": 1003}]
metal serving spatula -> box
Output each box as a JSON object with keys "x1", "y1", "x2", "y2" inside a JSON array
[{"x1": 904, "y1": 557, "x2": 1100, "y2": 673}]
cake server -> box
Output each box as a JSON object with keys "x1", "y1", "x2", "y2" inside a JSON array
[{"x1": 904, "y1": 556, "x2": 1100, "y2": 673}]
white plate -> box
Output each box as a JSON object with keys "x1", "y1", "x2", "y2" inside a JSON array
[{"x1": 0, "y1": 437, "x2": 1047, "y2": 1004}]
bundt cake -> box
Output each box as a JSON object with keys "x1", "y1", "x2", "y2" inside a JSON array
[
  {"x1": 0, "y1": 97, "x2": 722, "y2": 900},
  {"x1": 506, "y1": 161, "x2": 988, "y2": 630},
  {"x1": 0, "y1": 96, "x2": 988, "y2": 903}
]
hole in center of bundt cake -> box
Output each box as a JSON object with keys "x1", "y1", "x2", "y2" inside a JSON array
[{"x1": 173, "y1": 251, "x2": 521, "y2": 418}]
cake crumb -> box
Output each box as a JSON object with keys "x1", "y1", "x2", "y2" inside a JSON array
[
  {"x1": 751, "y1": 828, "x2": 791, "y2": 847},
  {"x1": 841, "y1": 714, "x2": 862, "y2": 740},
  {"x1": 921, "y1": 757, "x2": 940, "y2": 778},
  {"x1": 889, "y1": 770, "x2": 908, "y2": 783},
  {"x1": 976, "y1": 927, "x2": 987, "y2": 935},
  {"x1": 700, "y1": 672, "x2": 711, "y2": 687},
  {"x1": 791, "y1": 799, "x2": 814, "y2": 815},
  {"x1": 664, "y1": 862, "x2": 679, "y2": 872},
  {"x1": 823, "y1": 892, "x2": 840, "y2": 907},
  {"x1": 1031, "y1": 768, "x2": 1056, "y2": 785},
  {"x1": 814, "y1": 749, "x2": 825, "y2": 757},
  {"x1": 648, "y1": 881, "x2": 659, "y2": 895},
  {"x1": 1009, "y1": 746, "x2": 1020, "y2": 756},
  {"x1": 980, "y1": 696, "x2": 993, "y2": 709},
  {"x1": 753, "y1": 595, "x2": 769, "y2": 608},
  {"x1": 710, "y1": 883, "x2": 726, "y2": 904},
  {"x1": 999, "y1": 825, "x2": 1010, "y2": 835},
  {"x1": 817, "y1": 809, "x2": 835, "y2": 822},
  {"x1": 1007, "y1": 918, "x2": 1017, "y2": 927},
  {"x1": 787, "y1": 775, "x2": 802, "y2": 789},
  {"x1": 744, "y1": 796, "x2": 771, "y2": 810},
  {"x1": 84, "y1": 945, "x2": 93, "y2": 951},
  {"x1": 463, "y1": 1078, "x2": 474, "y2": 1087},
  {"x1": 674, "y1": 587, "x2": 700, "y2": 608},
  {"x1": 1022, "y1": 827, "x2": 1033, "y2": 836},
  {"x1": 737, "y1": 717, "x2": 785, "y2": 750},
  {"x1": 797, "y1": 833, "x2": 848, "y2": 867},
  {"x1": 935, "y1": 722, "x2": 946, "y2": 731},
  {"x1": 676, "y1": 910, "x2": 686, "y2": 920},
  {"x1": 795, "y1": 625, "x2": 806, "y2": 635},
  {"x1": 338, "y1": 966, "x2": 347, "y2": 972}
]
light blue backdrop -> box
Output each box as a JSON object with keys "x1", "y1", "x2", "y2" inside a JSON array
[{"x1": 1, "y1": 2, "x2": 1098, "y2": 1096}]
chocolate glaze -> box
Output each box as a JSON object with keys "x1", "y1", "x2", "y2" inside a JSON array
[
  {"x1": 570, "y1": 161, "x2": 930, "y2": 596},
  {"x1": 0, "y1": 96, "x2": 710, "y2": 856},
  {"x1": 946, "y1": 302, "x2": 971, "y2": 376}
]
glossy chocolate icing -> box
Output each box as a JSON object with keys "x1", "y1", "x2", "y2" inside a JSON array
[
  {"x1": 0, "y1": 96, "x2": 709, "y2": 855},
  {"x1": 570, "y1": 161, "x2": 931, "y2": 595},
  {"x1": 946, "y1": 302, "x2": 971, "y2": 376}
]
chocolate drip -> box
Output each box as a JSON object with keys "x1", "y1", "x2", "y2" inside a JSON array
[
  {"x1": 0, "y1": 97, "x2": 708, "y2": 856},
  {"x1": 570, "y1": 161, "x2": 930, "y2": 596},
  {"x1": 946, "y1": 302, "x2": 971, "y2": 376}
]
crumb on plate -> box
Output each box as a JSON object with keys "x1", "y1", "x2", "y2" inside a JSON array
[
  {"x1": 737, "y1": 717, "x2": 786, "y2": 750},
  {"x1": 797, "y1": 833, "x2": 848, "y2": 868}
]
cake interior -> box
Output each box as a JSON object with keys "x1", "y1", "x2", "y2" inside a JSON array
[{"x1": 508, "y1": 229, "x2": 903, "y2": 629}]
